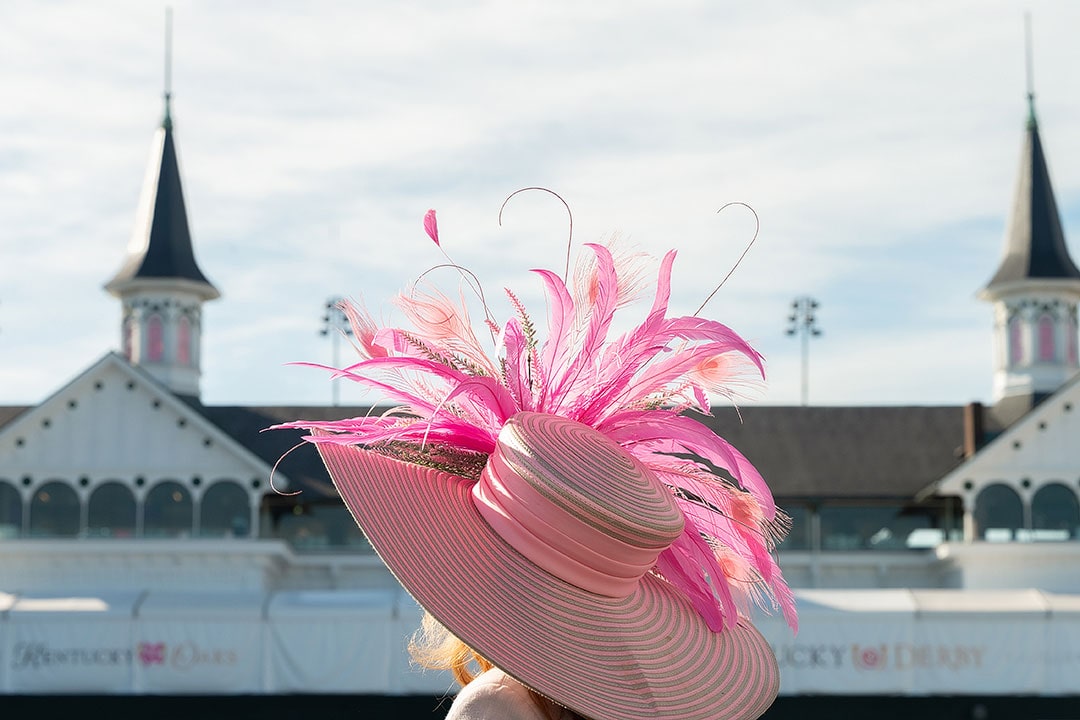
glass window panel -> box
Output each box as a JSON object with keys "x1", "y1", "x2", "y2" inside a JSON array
[
  {"x1": 778, "y1": 505, "x2": 811, "y2": 551},
  {"x1": 313, "y1": 504, "x2": 370, "y2": 550},
  {"x1": 0, "y1": 481, "x2": 22, "y2": 538},
  {"x1": 819, "y1": 504, "x2": 935, "y2": 551},
  {"x1": 1032, "y1": 483, "x2": 1080, "y2": 541},
  {"x1": 87, "y1": 482, "x2": 136, "y2": 538},
  {"x1": 29, "y1": 481, "x2": 80, "y2": 538},
  {"x1": 199, "y1": 481, "x2": 250, "y2": 537},
  {"x1": 974, "y1": 483, "x2": 1023, "y2": 541},
  {"x1": 272, "y1": 503, "x2": 372, "y2": 552},
  {"x1": 144, "y1": 481, "x2": 192, "y2": 538},
  {"x1": 274, "y1": 508, "x2": 329, "y2": 550}
]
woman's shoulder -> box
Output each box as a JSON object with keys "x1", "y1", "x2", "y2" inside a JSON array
[{"x1": 445, "y1": 669, "x2": 568, "y2": 720}]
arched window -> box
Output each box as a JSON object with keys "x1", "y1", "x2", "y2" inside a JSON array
[
  {"x1": 974, "y1": 483, "x2": 1023, "y2": 541},
  {"x1": 143, "y1": 481, "x2": 192, "y2": 538},
  {"x1": 28, "y1": 481, "x2": 80, "y2": 538},
  {"x1": 176, "y1": 315, "x2": 192, "y2": 366},
  {"x1": 1032, "y1": 483, "x2": 1080, "y2": 540},
  {"x1": 0, "y1": 481, "x2": 22, "y2": 538},
  {"x1": 199, "y1": 481, "x2": 250, "y2": 537},
  {"x1": 147, "y1": 314, "x2": 165, "y2": 362},
  {"x1": 1008, "y1": 315, "x2": 1025, "y2": 366},
  {"x1": 87, "y1": 482, "x2": 136, "y2": 538},
  {"x1": 1037, "y1": 315, "x2": 1056, "y2": 362}
]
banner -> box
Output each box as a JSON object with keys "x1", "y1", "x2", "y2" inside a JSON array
[
  {"x1": 266, "y1": 590, "x2": 453, "y2": 695},
  {"x1": 133, "y1": 592, "x2": 264, "y2": 693},
  {"x1": 1046, "y1": 606, "x2": 1080, "y2": 694},
  {"x1": 761, "y1": 612, "x2": 914, "y2": 695},
  {"x1": 267, "y1": 589, "x2": 397, "y2": 693},
  {"x1": 753, "y1": 590, "x2": 1080, "y2": 696},
  {"x1": 0, "y1": 588, "x2": 1077, "y2": 696},
  {"x1": 0, "y1": 592, "x2": 14, "y2": 691},
  {"x1": 911, "y1": 617, "x2": 1041, "y2": 694},
  {"x1": 4, "y1": 594, "x2": 139, "y2": 693}
]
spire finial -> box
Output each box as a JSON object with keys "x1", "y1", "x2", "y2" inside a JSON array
[
  {"x1": 1024, "y1": 12, "x2": 1036, "y2": 128},
  {"x1": 163, "y1": 6, "x2": 174, "y2": 130}
]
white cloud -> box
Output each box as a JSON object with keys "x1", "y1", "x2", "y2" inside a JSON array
[{"x1": 1, "y1": 0, "x2": 1079, "y2": 409}]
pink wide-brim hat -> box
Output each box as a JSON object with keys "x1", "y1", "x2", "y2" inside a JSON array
[{"x1": 316, "y1": 411, "x2": 779, "y2": 720}]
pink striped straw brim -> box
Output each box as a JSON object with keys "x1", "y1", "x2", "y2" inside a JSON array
[{"x1": 316, "y1": 412, "x2": 778, "y2": 720}]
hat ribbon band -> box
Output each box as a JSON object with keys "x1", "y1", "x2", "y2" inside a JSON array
[{"x1": 471, "y1": 455, "x2": 662, "y2": 598}]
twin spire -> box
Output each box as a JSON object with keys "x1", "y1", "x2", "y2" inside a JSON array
[
  {"x1": 983, "y1": 15, "x2": 1080, "y2": 292},
  {"x1": 982, "y1": 97, "x2": 1080, "y2": 291},
  {"x1": 979, "y1": 17, "x2": 1080, "y2": 418},
  {"x1": 105, "y1": 7, "x2": 216, "y2": 298},
  {"x1": 104, "y1": 10, "x2": 218, "y2": 399}
]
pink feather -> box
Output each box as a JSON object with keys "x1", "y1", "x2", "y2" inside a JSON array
[
  {"x1": 424, "y1": 209, "x2": 439, "y2": 246},
  {"x1": 339, "y1": 299, "x2": 389, "y2": 360},
  {"x1": 545, "y1": 244, "x2": 618, "y2": 415},
  {"x1": 500, "y1": 317, "x2": 533, "y2": 412},
  {"x1": 531, "y1": 268, "x2": 575, "y2": 409},
  {"x1": 601, "y1": 410, "x2": 776, "y2": 519},
  {"x1": 654, "y1": 517, "x2": 738, "y2": 632},
  {"x1": 442, "y1": 377, "x2": 519, "y2": 425}
]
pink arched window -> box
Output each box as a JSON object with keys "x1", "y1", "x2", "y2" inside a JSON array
[
  {"x1": 1037, "y1": 315, "x2": 1055, "y2": 362},
  {"x1": 177, "y1": 316, "x2": 191, "y2": 366},
  {"x1": 1008, "y1": 316, "x2": 1024, "y2": 366},
  {"x1": 147, "y1": 315, "x2": 165, "y2": 362}
]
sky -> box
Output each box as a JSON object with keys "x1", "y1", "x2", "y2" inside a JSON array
[{"x1": 1, "y1": 0, "x2": 1079, "y2": 409}]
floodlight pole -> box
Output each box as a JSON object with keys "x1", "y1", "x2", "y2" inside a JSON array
[
  {"x1": 785, "y1": 296, "x2": 822, "y2": 407},
  {"x1": 319, "y1": 297, "x2": 352, "y2": 406}
]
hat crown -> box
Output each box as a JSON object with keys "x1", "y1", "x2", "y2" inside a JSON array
[
  {"x1": 472, "y1": 412, "x2": 684, "y2": 597},
  {"x1": 501, "y1": 412, "x2": 683, "y2": 545}
]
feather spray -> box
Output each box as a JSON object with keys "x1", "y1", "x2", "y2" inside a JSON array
[{"x1": 277, "y1": 207, "x2": 797, "y2": 634}]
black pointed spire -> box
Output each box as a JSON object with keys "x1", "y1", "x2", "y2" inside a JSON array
[
  {"x1": 983, "y1": 68, "x2": 1080, "y2": 291},
  {"x1": 105, "y1": 9, "x2": 218, "y2": 300}
]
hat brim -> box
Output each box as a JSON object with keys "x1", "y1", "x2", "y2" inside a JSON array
[{"x1": 317, "y1": 441, "x2": 779, "y2": 720}]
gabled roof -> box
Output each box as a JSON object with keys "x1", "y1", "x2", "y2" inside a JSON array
[
  {"x1": 983, "y1": 100, "x2": 1080, "y2": 294},
  {"x1": 198, "y1": 405, "x2": 970, "y2": 503},
  {"x1": 929, "y1": 371, "x2": 1080, "y2": 498},
  {"x1": 692, "y1": 405, "x2": 967, "y2": 500},
  {"x1": 0, "y1": 353, "x2": 278, "y2": 488},
  {"x1": 0, "y1": 406, "x2": 30, "y2": 428},
  {"x1": 194, "y1": 405, "x2": 378, "y2": 500},
  {"x1": 0, "y1": 386, "x2": 359, "y2": 501},
  {"x1": 0, "y1": 399, "x2": 971, "y2": 503},
  {"x1": 105, "y1": 103, "x2": 218, "y2": 299}
]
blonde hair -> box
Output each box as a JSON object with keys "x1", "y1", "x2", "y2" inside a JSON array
[
  {"x1": 408, "y1": 611, "x2": 580, "y2": 720},
  {"x1": 408, "y1": 611, "x2": 493, "y2": 687}
]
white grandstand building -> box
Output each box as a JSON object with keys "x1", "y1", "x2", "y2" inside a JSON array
[{"x1": 1, "y1": 72, "x2": 1078, "y2": 720}]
